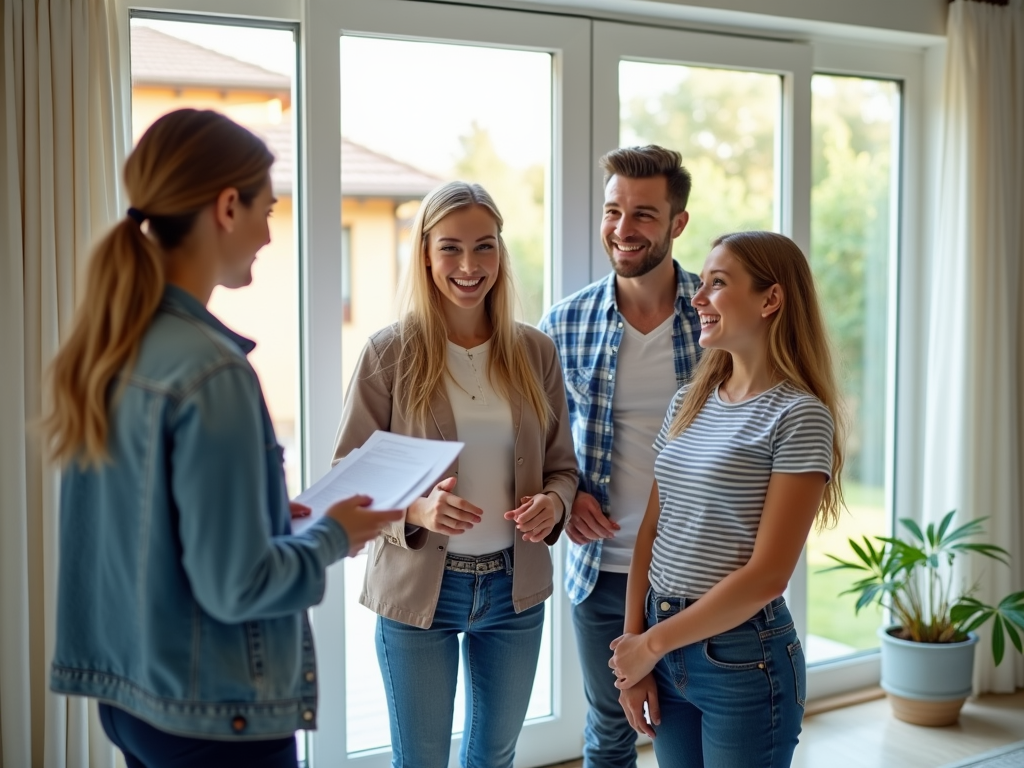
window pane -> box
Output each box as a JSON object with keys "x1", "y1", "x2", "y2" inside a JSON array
[
  {"x1": 806, "y1": 75, "x2": 899, "y2": 663},
  {"x1": 619, "y1": 61, "x2": 780, "y2": 273},
  {"x1": 129, "y1": 14, "x2": 304, "y2": 758},
  {"x1": 338, "y1": 35, "x2": 553, "y2": 755}
]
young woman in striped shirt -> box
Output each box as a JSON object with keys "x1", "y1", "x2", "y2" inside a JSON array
[{"x1": 609, "y1": 230, "x2": 845, "y2": 768}]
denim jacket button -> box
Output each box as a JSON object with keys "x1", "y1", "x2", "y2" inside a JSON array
[
  {"x1": 303, "y1": 710, "x2": 314, "y2": 722},
  {"x1": 660, "y1": 601, "x2": 671, "y2": 611},
  {"x1": 305, "y1": 671, "x2": 315, "y2": 682},
  {"x1": 232, "y1": 716, "x2": 247, "y2": 732}
]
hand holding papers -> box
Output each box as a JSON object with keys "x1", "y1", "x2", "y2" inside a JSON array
[{"x1": 291, "y1": 432, "x2": 463, "y2": 534}]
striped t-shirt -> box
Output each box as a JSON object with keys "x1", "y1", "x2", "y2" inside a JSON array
[{"x1": 649, "y1": 382, "x2": 834, "y2": 598}]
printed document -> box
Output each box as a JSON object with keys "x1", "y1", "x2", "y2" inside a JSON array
[{"x1": 291, "y1": 431, "x2": 463, "y2": 533}]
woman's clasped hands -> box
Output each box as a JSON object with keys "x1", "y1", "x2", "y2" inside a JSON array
[
  {"x1": 609, "y1": 632, "x2": 663, "y2": 738},
  {"x1": 608, "y1": 632, "x2": 660, "y2": 689},
  {"x1": 406, "y1": 477, "x2": 562, "y2": 542}
]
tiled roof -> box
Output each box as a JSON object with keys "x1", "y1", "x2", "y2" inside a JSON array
[
  {"x1": 256, "y1": 122, "x2": 441, "y2": 199},
  {"x1": 339, "y1": 138, "x2": 442, "y2": 199},
  {"x1": 131, "y1": 25, "x2": 290, "y2": 92},
  {"x1": 132, "y1": 26, "x2": 442, "y2": 199}
]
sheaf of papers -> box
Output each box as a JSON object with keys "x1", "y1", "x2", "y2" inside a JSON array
[{"x1": 291, "y1": 431, "x2": 463, "y2": 534}]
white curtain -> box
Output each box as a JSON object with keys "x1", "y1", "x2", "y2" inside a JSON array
[
  {"x1": 0, "y1": 1, "x2": 127, "y2": 766},
  {"x1": 922, "y1": 0, "x2": 1024, "y2": 694}
]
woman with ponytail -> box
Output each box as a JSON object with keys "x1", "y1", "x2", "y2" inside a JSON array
[
  {"x1": 609, "y1": 231, "x2": 845, "y2": 768},
  {"x1": 45, "y1": 109, "x2": 400, "y2": 768},
  {"x1": 332, "y1": 181, "x2": 577, "y2": 768}
]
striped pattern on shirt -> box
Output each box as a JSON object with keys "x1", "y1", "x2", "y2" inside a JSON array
[{"x1": 649, "y1": 381, "x2": 834, "y2": 598}]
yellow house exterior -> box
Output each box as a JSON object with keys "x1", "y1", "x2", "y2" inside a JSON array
[{"x1": 130, "y1": 25, "x2": 439, "y2": 490}]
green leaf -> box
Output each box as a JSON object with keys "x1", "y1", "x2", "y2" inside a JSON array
[
  {"x1": 819, "y1": 555, "x2": 864, "y2": 573},
  {"x1": 941, "y1": 517, "x2": 988, "y2": 545},
  {"x1": 999, "y1": 608, "x2": 1024, "y2": 631},
  {"x1": 865, "y1": 537, "x2": 882, "y2": 562},
  {"x1": 1000, "y1": 590, "x2": 1024, "y2": 607},
  {"x1": 993, "y1": 615, "x2": 1006, "y2": 667},
  {"x1": 950, "y1": 602, "x2": 982, "y2": 623},
  {"x1": 962, "y1": 613, "x2": 992, "y2": 634},
  {"x1": 899, "y1": 518, "x2": 926, "y2": 544},
  {"x1": 935, "y1": 510, "x2": 956, "y2": 545},
  {"x1": 855, "y1": 586, "x2": 881, "y2": 613},
  {"x1": 1003, "y1": 620, "x2": 1023, "y2": 656},
  {"x1": 950, "y1": 543, "x2": 1012, "y2": 564},
  {"x1": 848, "y1": 539, "x2": 875, "y2": 568}
]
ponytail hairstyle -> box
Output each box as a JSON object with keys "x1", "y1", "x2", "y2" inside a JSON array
[
  {"x1": 668, "y1": 231, "x2": 846, "y2": 529},
  {"x1": 395, "y1": 181, "x2": 551, "y2": 432},
  {"x1": 43, "y1": 109, "x2": 273, "y2": 465}
]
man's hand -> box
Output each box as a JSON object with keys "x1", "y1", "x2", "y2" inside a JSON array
[
  {"x1": 618, "y1": 673, "x2": 661, "y2": 738},
  {"x1": 565, "y1": 491, "x2": 619, "y2": 545}
]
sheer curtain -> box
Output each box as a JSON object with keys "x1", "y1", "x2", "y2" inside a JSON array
[
  {"x1": 0, "y1": 0, "x2": 127, "y2": 765},
  {"x1": 922, "y1": 0, "x2": 1024, "y2": 694}
]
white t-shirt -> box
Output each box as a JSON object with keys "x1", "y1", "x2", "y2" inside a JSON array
[
  {"x1": 601, "y1": 314, "x2": 679, "y2": 572},
  {"x1": 649, "y1": 382, "x2": 834, "y2": 596},
  {"x1": 444, "y1": 340, "x2": 517, "y2": 556}
]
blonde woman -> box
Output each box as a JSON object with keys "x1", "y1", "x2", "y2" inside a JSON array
[
  {"x1": 44, "y1": 109, "x2": 399, "y2": 768},
  {"x1": 609, "y1": 231, "x2": 845, "y2": 768},
  {"x1": 334, "y1": 181, "x2": 577, "y2": 768}
]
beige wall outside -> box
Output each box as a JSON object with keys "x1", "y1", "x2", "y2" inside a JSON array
[{"x1": 132, "y1": 86, "x2": 407, "y2": 492}]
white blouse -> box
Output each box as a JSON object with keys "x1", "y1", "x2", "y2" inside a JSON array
[{"x1": 443, "y1": 339, "x2": 517, "y2": 556}]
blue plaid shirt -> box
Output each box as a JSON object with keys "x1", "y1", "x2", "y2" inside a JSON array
[{"x1": 539, "y1": 261, "x2": 703, "y2": 604}]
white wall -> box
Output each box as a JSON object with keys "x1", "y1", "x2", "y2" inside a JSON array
[
  {"x1": 623, "y1": 0, "x2": 946, "y2": 37},
  {"x1": 454, "y1": 0, "x2": 947, "y2": 46}
]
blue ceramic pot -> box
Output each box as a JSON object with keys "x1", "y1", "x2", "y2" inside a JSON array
[{"x1": 877, "y1": 624, "x2": 979, "y2": 700}]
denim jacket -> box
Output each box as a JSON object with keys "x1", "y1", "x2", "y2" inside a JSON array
[{"x1": 50, "y1": 285, "x2": 349, "y2": 740}]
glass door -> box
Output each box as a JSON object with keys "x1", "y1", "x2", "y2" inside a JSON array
[
  {"x1": 303, "y1": 1, "x2": 590, "y2": 765},
  {"x1": 590, "y1": 17, "x2": 814, "y2": 636},
  {"x1": 590, "y1": 21, "x2": 812, "y2": 279},
  {"x1": 339, "y1": 33, "x2": 554, "y2": 758},
  {"x1": 805, "y1": 74, "x2": 901, "y2": 666}
]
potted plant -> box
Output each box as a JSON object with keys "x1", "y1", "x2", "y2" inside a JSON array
[{"x1": 823, "y1": 510, "x2": 1024, "y2": 726}]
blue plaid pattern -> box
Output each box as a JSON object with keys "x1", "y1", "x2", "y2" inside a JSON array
[{"x1": 539, "y1": 261, "x2": 703, "y2": 604}]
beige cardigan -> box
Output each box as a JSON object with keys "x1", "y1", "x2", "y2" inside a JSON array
[{"x1": 332, "y1": 322, "x2": 578, "y2": 628}]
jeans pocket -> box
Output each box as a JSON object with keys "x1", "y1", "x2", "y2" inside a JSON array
[
  {"x1": 702, "y1": 623, "x2": 765, "y2": 670},
  {"x1": 788, "y1": 640, "x2": 806, "y2": 708}
]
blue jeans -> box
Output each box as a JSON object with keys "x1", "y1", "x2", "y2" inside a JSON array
[
  {"x1": 646, "y1": 592, "x2": 805, "y2": 768},
  {"x1": 570, "y1": 571, "x2": 637, "y2": 768},
  {"x1": 375, "y1": 550, "x2": 545, "y2": 768},
  {"x1": 98, "y1": 703, "x2": 297, "y2": 768}
]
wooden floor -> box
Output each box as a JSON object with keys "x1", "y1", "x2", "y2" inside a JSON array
[{"x1": 548, "y1": 690, "x2": 1024, "y2": 768}]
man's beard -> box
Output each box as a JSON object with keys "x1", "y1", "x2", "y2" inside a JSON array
[{"x1": 604, "y1": 227, "x2": 673, "y2": 278}]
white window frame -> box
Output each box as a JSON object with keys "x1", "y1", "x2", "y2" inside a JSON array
[
  {"x1": 304, "y1": 2, "x2": 591, "y2": 766},
  {"x1": 590, "y1": 14, "x2": 816, "y2": 640},
  {"x1": 801, "y1": 42, "x2": 926, "y2": 699},
  {"x1": 114, "y1": 0, "x2": 934, "y2": 757}
]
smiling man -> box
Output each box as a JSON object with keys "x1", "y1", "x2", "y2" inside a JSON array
[{"x1": 540, "y1": 146, "x2": 703, "y2": 768}]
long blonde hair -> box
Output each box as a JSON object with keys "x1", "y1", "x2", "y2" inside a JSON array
[
  {"x1": 42, "y1": 109, "x2": 273, "y2": 465},
  {"x1": 668, "y1": 231, "x2": 846, "y2": 528},
  {"x1": 395, "y1": 181, "x2": 550, "y2": 432}
]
